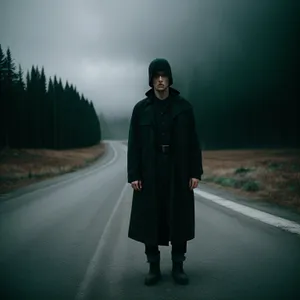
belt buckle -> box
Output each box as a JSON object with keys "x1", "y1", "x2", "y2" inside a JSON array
[{"x1": 161, "y1": 144, "x2": 169, "y2": 153}]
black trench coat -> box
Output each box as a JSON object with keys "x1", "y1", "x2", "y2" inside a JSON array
[{"x1": 127, "y1": 87, "x2": 203, "y2": 246}]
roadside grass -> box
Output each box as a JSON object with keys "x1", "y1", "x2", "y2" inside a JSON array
[
  {"x1": 2, "y1": 143, "x2": 300, "y2": 213},
  {"x1": 201, "y1": 149, "x2": 300, "y2": 212},
  {"x1": 0, "y1": 142, "x2": 106, "y2": 194}
]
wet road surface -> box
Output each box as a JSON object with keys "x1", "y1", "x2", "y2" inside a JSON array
[{"x1": 0, "y1": 141, "x2": 300, "y2": 300}]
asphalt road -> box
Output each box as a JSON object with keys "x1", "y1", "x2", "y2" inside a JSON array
[{"x1": 0, "y1": 141, "x2": 300, "y2": 300}]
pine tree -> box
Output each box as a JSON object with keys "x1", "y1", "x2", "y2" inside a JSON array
[
  {"x1": 46, "y1": 77, "x2": 55, "y2": 148},
  {"x1": 25, "y1": 70, "x2": 33, "y2": 147},
  {"x1": 0, "y1": 45, "x2": 6, "y2": 149},
  {"x1": 13, "y1": 64, "x2": 26, "y2": 147},
  {"x1": 0, "y1": 45, "x2": 5, "y2": 82},
  {"x1": 33, "y1": 66, "x2": 41, "y2": 148},
  {"x1": 39, "y1": 67, "x2": 47, "y2": 147},
  {"x1": 3, "y1": 47, "x2": 17, "y2": 148},
  {"x1": 53, "y1": 76, "x2": 60, "y2": 149}
]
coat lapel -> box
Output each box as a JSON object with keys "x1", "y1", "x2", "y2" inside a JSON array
[
  {"x1": 144, "y1": 87, "x2": 187, "y2": 121},
  {"x1": 143, "y1": 96, "x2": 156, "y2": 126},
  {"x1": 171, "y1": 96, "x2": 185, "y2": 119}
]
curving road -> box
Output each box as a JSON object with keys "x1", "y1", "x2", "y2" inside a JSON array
[{"x1": 0, "y1": 141, "x2": 300, "y2": 300}]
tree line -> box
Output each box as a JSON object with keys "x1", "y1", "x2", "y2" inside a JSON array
[
  {"x1": 0, "y1": 44, "x2": 101, "y2": 150},
  {"x1": 177, "y1": 63, "x2": 299, "y2": 150}
]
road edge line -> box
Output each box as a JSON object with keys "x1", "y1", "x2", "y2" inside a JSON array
[
  {"x1": 75, "y1": 183, "x2": 129, "y2": 300},
  {"x1": 0, "y1": 142, "x2": 118, "y2": 201},
  {"x1": 194, "y1": 188, "x2": 300, "y2": 236}
]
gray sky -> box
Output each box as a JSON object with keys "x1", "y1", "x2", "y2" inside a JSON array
[{"x1": 0, "y1": 0, "x2": 298, "y2": 117}]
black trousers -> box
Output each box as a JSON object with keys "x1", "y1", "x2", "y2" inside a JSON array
[
  {"x1": 156, "y1": 151, "x2": 171, "y2": 244},
  {"x1": 145, "y1": 242, "x2": 187, "y2": 262},
  {"x1": 145, "y1": 151, "x2": 187, "y2": 263}
]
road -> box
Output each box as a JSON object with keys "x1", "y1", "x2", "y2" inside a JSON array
[{"x1": 0, "y1": 141, "x2": 300, "y2": 300}]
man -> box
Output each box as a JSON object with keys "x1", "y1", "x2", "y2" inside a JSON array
[{"x1": 127, "y1": 58, "x2": 203, "y2": 286}]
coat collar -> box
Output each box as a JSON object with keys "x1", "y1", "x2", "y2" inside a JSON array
[
  {"x1": 145, "y1": 87, "x2": 180, "y2": 100},
  {"x1": 143, "y1": 87, "x2": 189, "y2": 121}
]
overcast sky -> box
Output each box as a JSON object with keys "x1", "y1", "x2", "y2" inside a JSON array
[{"x1": 0, "y1": 0, "x2": 298, "y2": 118}]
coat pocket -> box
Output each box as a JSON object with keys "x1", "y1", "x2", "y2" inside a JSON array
[
  {"x1": 138, "y1": 118, "x2": 152, "y2": 126},
  {"x1": 138, "y1": 120, "x2": 153, "y2": 140}
]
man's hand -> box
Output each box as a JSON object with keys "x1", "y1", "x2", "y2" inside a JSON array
[
  {"x1": 189, "y1": 178, "x2": 199, "y2": 190},
  {"x1": 131, "y1": 180, "x2": 142, "y2": 191}
]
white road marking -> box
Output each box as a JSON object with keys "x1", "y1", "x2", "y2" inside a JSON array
[
  {"x1": 195, "y1": 189, "x2": 300, "y2": 236},
  {"x1": 118, "y1": 141, "x2": 300, "y2": 235},
  {"x1": 75, "y1": 183, "x2": 129, "y2": 300}
]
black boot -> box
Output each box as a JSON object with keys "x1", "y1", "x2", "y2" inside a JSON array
[
  {"x1": 172, "y1": 261, "x2": 189, "y2": 285},
  {"x1": 145, "y1": 261, "x2": 161, "y2": 286}
]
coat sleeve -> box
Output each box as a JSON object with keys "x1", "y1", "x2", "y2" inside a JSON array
[
  {"x1": 188, "y1": 106, "x2": 203, "y2": 180},
  {"x1": 127, "y1": 104, "x2": 141, "y2": 183}
]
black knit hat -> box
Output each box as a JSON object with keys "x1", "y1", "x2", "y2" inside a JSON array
[{"x1": 148, "y1": 58, "x2": 173, "y2": 87}]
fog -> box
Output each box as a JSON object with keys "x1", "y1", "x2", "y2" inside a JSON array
[{"x1": 0, "y1": 0, "x2": 298, "y2": 137}]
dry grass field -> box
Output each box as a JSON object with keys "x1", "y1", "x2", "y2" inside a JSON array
[
  {"x1": 0, "y1": 142, "x2": 106, "y2": 194},
  {"x1": 202, "y1": 148, "x2": 300, "y2": 212},
  {"x1": 1, "y1": 144, "x2": 299, "y2": 213}
]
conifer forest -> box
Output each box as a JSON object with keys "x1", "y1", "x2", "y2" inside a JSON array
[{"x1": 0, "y1": 44, "x2": 101, "y2": 151}]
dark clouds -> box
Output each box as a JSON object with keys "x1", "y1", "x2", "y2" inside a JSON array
[{"x1": 0, "y1": 0, "x2": 298, "y2": 116}]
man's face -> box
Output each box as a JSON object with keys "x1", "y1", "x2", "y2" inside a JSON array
[{"x1": 152, "y1": 71, "x2": 169, "y2": 91}]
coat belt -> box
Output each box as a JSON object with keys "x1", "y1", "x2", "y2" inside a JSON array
[{"x1": 157, "y1": 144, "x2": 171, "y2": 154}]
